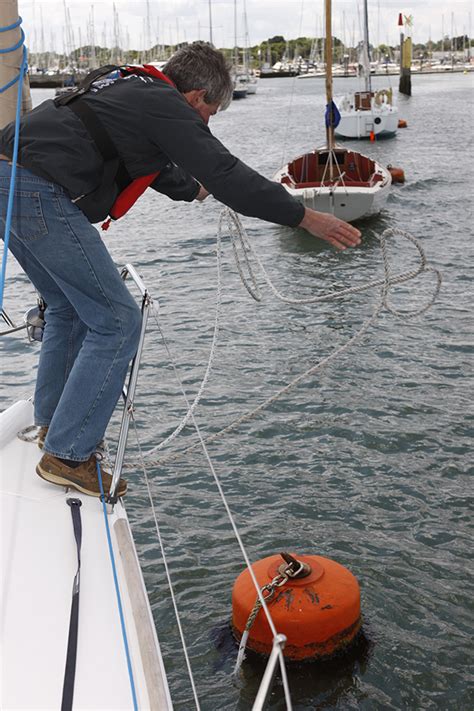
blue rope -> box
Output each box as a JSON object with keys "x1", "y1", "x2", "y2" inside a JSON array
[
  {"x1": 0, "y1": 16, "x2": 28, "y2": 312},
  {"x1": 0, "y1": 17, "x2": 22, "y2": 32},
  {"x1": 0, "y1": 28, "x2": 25, "y2": 54},
  {"x1": 97, "y1": 461, "x2": 139, "y2": 711}
]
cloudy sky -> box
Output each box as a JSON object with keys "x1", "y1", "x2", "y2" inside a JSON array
[{"x1": 20, "y1": 0, "x2": 473, "y2": 53}]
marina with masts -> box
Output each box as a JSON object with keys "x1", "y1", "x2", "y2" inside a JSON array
[{"x1": 26, "y1": 0, "x2": 473, "y2": 87}]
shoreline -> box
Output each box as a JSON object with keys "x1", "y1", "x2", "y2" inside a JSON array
[{"x1": 29, "y1": 66, "x2": 473, "y2": 88}]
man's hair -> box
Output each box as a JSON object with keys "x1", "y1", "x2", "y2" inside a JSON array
[{"x1": 163, "y1": 42, "x2": 233, "y2": 109}]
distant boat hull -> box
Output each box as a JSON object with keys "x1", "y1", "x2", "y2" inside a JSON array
[
  {"x1": 245, "y1": 79, "x2": 258, "y2": 94},
  {"x1": 232, "y1": 72, "x2": 249, "y2": 99},
  {"x1": 335, "y1": 90, "x2": 399, "y2": 139},
  {"x1": 274, "y1": 147, "x2": 392, "y2": 222},
  {"x1": 335, "y1": 109, "x2": 399, "y2": 139}
]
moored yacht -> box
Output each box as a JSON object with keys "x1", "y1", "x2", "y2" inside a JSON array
[{"x1": 335, "y1": 0, "x2": 398, "y2": 139}]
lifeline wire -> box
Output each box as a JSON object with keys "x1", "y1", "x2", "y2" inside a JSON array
[
  {"x1": 96, "y1": 461, "x2": 138, "y2": 711},
  {"x1": 127, "y1": 263, "x2": 293, "y2": 705},
  {"x1": 129, "y1": 415, "x2": 202, "y2": 711},
  {"x1": 149, "y1": 309, "x2": 294, "y2": 706},
  {"x1": 0, "y1": 17, "x2": 28, "y2": 312},
  {"x1": 129, "y1": 351, "x2": 292, "y2": 708}
]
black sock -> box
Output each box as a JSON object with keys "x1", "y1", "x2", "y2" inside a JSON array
[{"x1": 57, "y1": 457, "x2": 82, "y2": 469}]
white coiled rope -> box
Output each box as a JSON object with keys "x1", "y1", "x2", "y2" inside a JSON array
[{"x1": 123, "y1": 208, "x2": 441, "y2": 470}]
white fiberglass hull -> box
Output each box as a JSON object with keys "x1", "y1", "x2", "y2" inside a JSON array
[
  {"x1": 335, "y1": 107, "x2": 399, "y2": 139},
  {"x1": 296, "y1": 71, "x2": 326, "y2": 79},
  {"x1": 273, "y1": 159, "x2": 392, "y2": 222},
  {"x1": 1, "y1": 400, "x2": 173, "y2": 710},
  {"x1": 335, "y1": 90, "x2": 399, "y2": 139},
  {"x1": 246, "y1": 80, "x2": 258, "y2": 94}
]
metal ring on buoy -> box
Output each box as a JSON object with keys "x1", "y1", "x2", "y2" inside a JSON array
[{"x1": 232, "y1": 553, "x2": 361, "y2": 661}]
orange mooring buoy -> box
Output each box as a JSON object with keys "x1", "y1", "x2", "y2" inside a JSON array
[
  {"x1": 232, "y1": 553, "x2": 361, "y2": 661},
  {"x1": 387, "y1": 165, "x2": 406, "y2": 183},
  {"x1": 398, "y1": 119, "x2": 408, "y2": 128}
]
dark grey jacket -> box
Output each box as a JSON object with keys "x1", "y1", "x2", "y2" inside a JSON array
[{"x1": 0, "y1": 71, "x2": 305, "y2": 226}]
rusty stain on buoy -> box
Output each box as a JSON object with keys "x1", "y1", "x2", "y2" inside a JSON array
[
  {"x1": 387, "y1": 165, "x2": 405, "y2": 183},
  {"x1": 398, "y1": 119, "x2": 408, "y2": 128},
  {"x1": 232, "y1": 553, "x2": 361, "y2": 661}
]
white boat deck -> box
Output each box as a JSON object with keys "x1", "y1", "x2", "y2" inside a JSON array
[{"x1": 1, "y1": 400, "x2": 172, "y2": 710}]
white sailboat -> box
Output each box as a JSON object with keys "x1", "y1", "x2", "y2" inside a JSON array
[
  {"x1": 274, "y1": 0, "x2": 391, "y2": 222},
  {"x1": 232, "y1": 71, "x2": 248, "y2": 99},
  {"x1": 245, "y1": 73, "x2": 258, "y2": 94},
  {"x1": 335, "y1": 0, "x2": 398, "y2": 139},
  {"x1": 242, "y1": 0, "x2": 258, "y2": 94},
  {"x1": 231, "y1": 0, "x2": 247, "y2": 98}
]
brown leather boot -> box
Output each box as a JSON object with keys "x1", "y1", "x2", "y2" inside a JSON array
[
  {"x1": 37, "y1": 428, "x2": 113, "y2": 474},
  {"x1": 36, "y1": 453, "x2": 127, "y2": 497}
]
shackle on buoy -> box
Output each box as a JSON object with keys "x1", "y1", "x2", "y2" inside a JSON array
[
  {"x1": 232, "y1": 552, "x2": 361, "y2": 661},
  {"x1": 278, "y1": 551, "x2": 312, "y2": 579}
]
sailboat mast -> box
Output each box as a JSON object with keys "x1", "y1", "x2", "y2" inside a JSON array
[
  {"x1": 208, "y1": 0, "x2": 213, "y2": 45},
  {"x1": 0, "y1": 0, "x2": 31, "y2": 127},
  {"x1": 363, "y1": 0, "x2": 372, "y2": 93},
  {"x1": 325, "y1": 0, "x2": 334, "y2": 153},
  {"x1": 234, "y1": 0, "x2": 238, "y2": 67}
]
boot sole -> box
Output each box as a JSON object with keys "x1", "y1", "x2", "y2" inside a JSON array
[{"x1": 36, "y1": 464, "x2": 126, "y2": 498}]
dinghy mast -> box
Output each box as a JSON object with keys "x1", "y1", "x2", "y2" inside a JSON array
[{"x1": 324, "y1": 0, "x2": 334, "y2": 179}]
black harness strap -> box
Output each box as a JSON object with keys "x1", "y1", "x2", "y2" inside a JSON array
[
  {"x1": 67, "y1": 101, "x2": 117, "y2": 162},
  {"x1": 66, "y1": 100, "x2": 132, "y2": 191},
  {"x1": 53, "y1": 64, "x2": 120, "y2": 106},
  {"x1": 61, "y1": 498, "x2": 83, "y2": 711},
  {"x1": 56, "y1": 66, "x2": 133, "y2": 195}
]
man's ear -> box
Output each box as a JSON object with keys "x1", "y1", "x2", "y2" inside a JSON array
[{"x1": 183, "y1": 89, "x2": 207, "y2": 107}]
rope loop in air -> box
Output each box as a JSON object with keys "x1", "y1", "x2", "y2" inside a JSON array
[{"x1": 123, "y1": 209, "x2": 441, "y2": 469}]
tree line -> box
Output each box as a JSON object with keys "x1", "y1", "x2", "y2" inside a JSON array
[{"x1": 30, "y1": 34, "x2": 472, "y2": 70}]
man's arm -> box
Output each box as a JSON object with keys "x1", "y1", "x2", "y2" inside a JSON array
[
  {"x1": 144, "y1": 88, "x2": 305, "y2": 227},
  {"x1": 150, "y1": 162, "x2": 200, "y2": 202},
  {"x1": 145, "y1": 87, "x2": 360, "y2": 247}
]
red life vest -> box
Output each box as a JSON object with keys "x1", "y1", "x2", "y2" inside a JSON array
[{"x1": 101, "y1": 64, "x2": 176, "y2": 230}]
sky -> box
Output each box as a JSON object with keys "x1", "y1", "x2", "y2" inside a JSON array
[{"x1": 18, "y1": 0, "x2": 473, "y2": 54}]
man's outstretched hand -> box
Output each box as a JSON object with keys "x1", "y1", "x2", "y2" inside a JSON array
[{"x1": 299, "y1": 208, "x2": 362, "y2": 251}]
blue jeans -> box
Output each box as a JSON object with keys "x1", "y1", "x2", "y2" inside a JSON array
[{"x1": 0, "y1": 162, "x2": 141, "y2": 461}]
